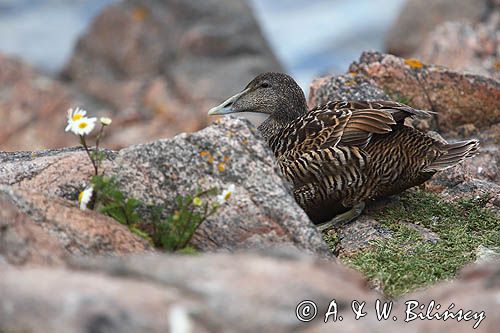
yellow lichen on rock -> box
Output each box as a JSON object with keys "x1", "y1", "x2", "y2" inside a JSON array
[
  {"x1": 131, "y1": 7, "x2": 148, "y2": 21},
  {"x1": 404, "y1": 58, "x2": 424, "y2": 69}
]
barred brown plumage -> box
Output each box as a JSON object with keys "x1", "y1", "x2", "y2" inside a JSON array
[{"x1": 208, "y1": 73, "x2": 479, "y2": 230}]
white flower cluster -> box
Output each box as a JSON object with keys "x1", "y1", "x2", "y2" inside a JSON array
[
  {"x1": 65, "y1": 107, "x2": 97, "y2": 136},
  {"x1": 78, "y1": 186, "x2": 94, "y2": 210},
  {"x1": 65, "y1": 107, "x2": 113, "y2": 210},
  {"x1": 65, "y1": 107, "x2": 112, "y2": 136},
  {"x1": 217, "y1": 184, "x2": 235, "y2": 205}
]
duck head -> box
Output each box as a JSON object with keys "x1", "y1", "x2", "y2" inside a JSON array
[{"x1": 208, "y1": 72, "x2": 308, "y2": 137}]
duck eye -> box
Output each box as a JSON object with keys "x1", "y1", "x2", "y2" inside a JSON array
[{"x1": 260, "y1": 82, "x2": 270, "y2": 88}]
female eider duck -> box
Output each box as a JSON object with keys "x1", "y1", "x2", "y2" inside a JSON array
[{"x1": 208, "y1": 72, "x2": 479, "y2": 230}]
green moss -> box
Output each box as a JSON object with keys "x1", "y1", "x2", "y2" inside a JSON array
[
  {"x1": 340, "y1": 190, "x2": 499, "y2": 298},
  {"x1": 322, "y1": 230, "x2": 341, "y2": 255}
]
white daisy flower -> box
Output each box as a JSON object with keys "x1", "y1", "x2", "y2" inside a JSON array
[
  {"x1": 71, "y1": 117, "x2": 97, "y2": 136},
  {"x1": 100, "y1": 117, "x2": 112, "y2": 126},
  {"x1": 78, "y1": 186, "x2": 94, "y2": 210},
  {"x1": 65, "y1": 107, "x2": 87, "y2": 132},
  {"x1": 217, "y1": 184, "x2": 235, "y2": 204}
]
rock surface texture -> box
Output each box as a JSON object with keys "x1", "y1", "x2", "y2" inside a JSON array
[
  {"x1": 385, "y1": 0, "x2": 492, "y2": 56},
  {"x1": 1, "y1": 147, "x2": 155, "y2": 264},
  {"x1": 62, "y1": 0, "x2": 283, "y2": 148},
  {"x1": 111, "y1": 118, "x2": 330, "y2": 255},
  {"x1": 0, "y1": 118, "x2": 330, "y2": 259},
  {"x1": 0, "y1": 0, "x2": 282, "y2": 151},
  {"x1": 417, "y1": 18, "x2": 500, "y2": 80},
  {"x1": 387, "y1": 0, "x2": 499, "y2": 80},
  {"x1": 0, "y1": 250, "x2": 498, "y2": 333},
  {"x1": 347, "y1": 52, "x2": 500, "y2": 137},
  {"x1": 0, "y1": 54, "x2": 76, "y2": 151}
]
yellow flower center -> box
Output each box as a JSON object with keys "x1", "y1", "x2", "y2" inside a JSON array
[
  {"x1": 78, "y1": 191, "x2": 84, "y2": 203},
  {"x1": 224, "y1": 192, "x2": 232, "y2": 201},
  {"x1": 72, "y1": 114, "x2": 83, "y2": 121},
  {"x1": 78, "y1": 122, "x2": 88, "y2": 129}
]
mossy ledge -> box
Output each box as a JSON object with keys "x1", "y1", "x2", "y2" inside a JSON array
[{"x1": 324, "y1": 189, "x2": 500, "y2": 298}]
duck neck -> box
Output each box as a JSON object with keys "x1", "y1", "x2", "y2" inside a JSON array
[
  {"x1": 258, "y1": 117, "x2": 283, "y2": 142},
  {"x1": 258, "y1": 102, "x2": 307, "y2": 143}
]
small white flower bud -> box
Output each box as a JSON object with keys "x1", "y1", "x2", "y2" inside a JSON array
[{"x1": 100, "y1": 117, "x2": 112, "y2": 126}]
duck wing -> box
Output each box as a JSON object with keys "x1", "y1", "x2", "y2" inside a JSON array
[
  {"x1": 273, "y1": 100, "x2": 434, "y2": 186},
  {"x1": 327, "y1": 100, "x2": 433, "y2": 148}
]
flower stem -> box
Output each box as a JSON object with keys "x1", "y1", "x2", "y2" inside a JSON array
[
  {"x1": 95, "y1": 124, "x2": 105, "y2": 174},
  {"x1": 80, "y1": 135, "x2": 98, "y2": 175}
]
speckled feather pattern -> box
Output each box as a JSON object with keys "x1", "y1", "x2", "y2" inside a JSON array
[
  {"x1": 214, "y1": 73, "x2": 479, "y2": 224},
  {"x1": 264, "y1": 100, "x2": 478, "y2": 223}
]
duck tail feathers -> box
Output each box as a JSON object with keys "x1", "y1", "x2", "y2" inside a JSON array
[{"x1": 423, "y1": 139, "x2": 480, "y2": 172}]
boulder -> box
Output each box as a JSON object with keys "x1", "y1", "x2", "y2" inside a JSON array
[
  {"x1": 417, "y1": 17, "x2": 500, "y2": 80},
  {"x1": 385, "y1": 0, "x2": 491, "y2": 56},
  {"x1": 0, "y1": 249, "x2": 498, "y2": 332},
  {"x1": 62, "y1": 0, "x2": 283, "y2": 147},
  {"x1": 0, "y1": 189, "x2": 67, "y2": 266},
  {"x1": 348, "y1": 51, "x2": 500, "y2": 136},
  {"x1": 0, "y1": 0, "x2": 283, "y2": 151},
  {"x1": 112, "y1": 117, "x2": 330, "y2": 255},
  {"x1": 0, "y1": 147, "x2": 107, "y2": 197},
  {"x1": 308, "y1": 74, "x2": 389, "y2": 109},
  {"x1": 0, "y1": 185, "x2": 152, "y2": 261},
  {"x1": 0, "y1": 250, "x2": 377, "y2": 333},
  {"x1": 1, "y1": 118, "x2": 330, "y2": 259},
  {"x1": 0, "y1": 148, "x2": 152, "y2": 264},
  {"x1": 0, "y1": 54, "x2": 76, "y2": 151}
]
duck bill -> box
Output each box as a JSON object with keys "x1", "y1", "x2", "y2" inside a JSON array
[{"x1": 208, "y1": 88, "x2": 250, "y2": 116}]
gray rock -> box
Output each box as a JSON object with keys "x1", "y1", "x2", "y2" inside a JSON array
[
  {"x1": 0, "y1": 189, "x2": 67, "y2": 266},
  {"x1": 112, "y1": 117, "x2": 330, "y2": 256},
  {"x1": 0, "y1": 148, "x2": 153, "y2": 263},
  {"x1": 385, "y1": 0, "x2": 491, "y2": 56},
  {"x1": 338, "y1": 219, "x2": 439, "y2": 255},
  {"x1": 441, "y1": 179, "x2": 500, "y2": 212},
  {"x1": 308, "y1": 74, "x2": 389, "y2": 108},
  {"x1": 418, "y1": 19, "x2": 500, "y2": 80},
  {"x1": 475, "y1": 245, "x2": 500, "y2": 263},
  {"x1": 1, "y1": 250, "x2": 499, "y2": 332},
  {"x1": 337, "y1": 216, "x2": 393, "y2": 256},
  {"x1": 0, "y1": 250, "x2": 378, "y2": 333},
  {"x1": 0, "y1": 185, "x2": 152, "y2": 259},
  {"x1": 62, "y1": 0, "x2": 283, "y2": 148},
  {"x1": 0, "y1": 117, "x2": 331, "y2": 257}
]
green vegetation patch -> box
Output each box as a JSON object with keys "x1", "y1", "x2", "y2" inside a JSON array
[
  {"x1": 336, "y1": 190, "x2": 499, "y2": 298},
  {"x1": 91, "y1": 175, "x2": 228, "y2": 253}
]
